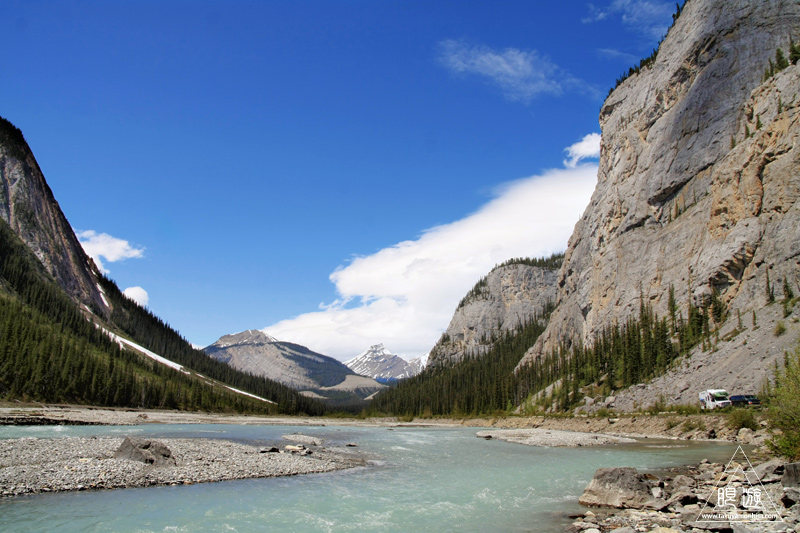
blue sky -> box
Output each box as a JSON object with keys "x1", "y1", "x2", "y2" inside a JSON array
[{"x1": 1, "y1": 0, "x2": 678, "y2": 360}]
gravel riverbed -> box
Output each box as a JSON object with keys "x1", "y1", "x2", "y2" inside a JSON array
[
  {"x1": 475, "y1": 428, "x2": 636, "y2": 447},
  {"x1": 0, "y1": 436, "x2": 366, "y2": 497}
]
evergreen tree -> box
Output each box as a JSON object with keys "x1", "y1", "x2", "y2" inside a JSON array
[
  {"x1": 776, "y1": 48, "x2": 790, "y2": 71},
  {"x1": 790, "y1": 37, "x2": 800, "y2": 65}
]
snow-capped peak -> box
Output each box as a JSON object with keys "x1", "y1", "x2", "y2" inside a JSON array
[{"x1": 344, "y1": 344, "x2": 426, "y2": 382}]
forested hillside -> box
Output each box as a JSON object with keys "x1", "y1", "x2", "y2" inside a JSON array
[
  {"x1": 0, "y1": 218, "x2": 326, "y2": 414},
  {"x1": 0, "y1": 116, "x2": 328, "y2": 414},
  {"x1": 368, "y1": 305, "x2": 551, "y2": 416}
]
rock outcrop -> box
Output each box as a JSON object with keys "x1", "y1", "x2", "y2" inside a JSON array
[
  {"x1": 429, "y1": 263, "x2": 557, "y2": 367},
  {"x1": 0, "y1": 118, "x2": 107, "y2": 314},
  {"x1": 519, "y1": 0, "x2": 800, "y2": 376},
  {"x1": 579, "y1": 467, "x2": 656, "y2": 509},
  {"x1": 114, "y1": 437, "x2": 176, "y2": 467}
]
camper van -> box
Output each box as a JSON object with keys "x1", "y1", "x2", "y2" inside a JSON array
[{"x1": 699, "y1": 389, "x2": 731, "y2": 410}]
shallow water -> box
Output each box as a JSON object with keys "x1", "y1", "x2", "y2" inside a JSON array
[{"x1": 0, "y1": 424, "x2": 739, "y2": 532}]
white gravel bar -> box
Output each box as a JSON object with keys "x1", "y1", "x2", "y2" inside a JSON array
[
  {"x1": 475, "y1": 428, "x2": 636, "y2": 447},
  {"x1": 0, "y1": 436, "x2": 365, "y2": 497}
]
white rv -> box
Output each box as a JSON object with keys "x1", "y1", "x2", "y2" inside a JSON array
[{"x1": 699, "y1": 389, "x2": 731, "y2": 409}]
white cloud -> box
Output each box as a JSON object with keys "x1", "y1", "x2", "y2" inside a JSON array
[
  {"x1": 266, "y1": 159, "x2": 598, "y2": 361},
  {"x1": 437, "y1": 39, "x2": 566, "y2": 103},
  {"x1": 76, "y1": 230, "x2": 145, "y2": 274},
  {"x1": 564, "y1": 133, "x2": 601, "y2": 168},
  {"x1": 123, "y1": 286, "x2": 149, "y2": 307},
  {"x1": 584, "y1": 0, "x2": 675, "y2": 40},
  {"x1": 597, "y1": 48, "x2": 638, "y2": 63}
]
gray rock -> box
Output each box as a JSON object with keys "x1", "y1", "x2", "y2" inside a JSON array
[
  {"x1": 670, "y1": 474, "x2": 696, "y2": 491},
  {"x1": 782, "y1": 487, "x2": 800, "y2": 508},
  {"x1": 114, "y1": 437, "x2": 176, "y2": 467},
  {"x1": 516, "y1": 0, "x2": 800, "y2": 413},
  {"x1": 579, "y1": 467, "x2": 655, "y2": 509},
  {"x1": 282, "y1": 434, "x2": 323, "y2": 447},
  {"x1": 754, "y1": 458, "x2": 784, "y2": 481},
  {"x1": 737, "y1": 427, "x2": 755, "y2": 443},
  {"x1": 428, "y1": 263, "x2": 558, "y2": 367},
  {"x1": 784, "y1": 463, "x2": 800, "y2": 488},
  {"x1": 259, "y1": 446, "x2": 280, "y2": 453}
]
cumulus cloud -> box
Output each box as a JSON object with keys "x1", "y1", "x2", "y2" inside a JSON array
[
  {"x1": 76, "y1": 230, "x2": 145, "y2": 274},
  {"x1": 123, "y1": 286, "x2": 149, "y2": 307},
  {"x1": 437, "y1": 39, "x2": 568, "y2": 103},
  {"x1": 564, "y1": 133, "x2": 601, "y2": 168},
  {"x1": 584, "y1": 0, "x2": 675, "y2": 40},
  {"x1": 266, "y1": 160, "x2": 598, "y2": 361}
]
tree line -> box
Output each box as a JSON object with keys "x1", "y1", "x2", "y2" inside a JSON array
[
  {"x1": 0, "y1": 218, "x2": 324, "y2": 415},
  {"x1": 371, "y1": 282, "x2": 725, "y2": 417}
]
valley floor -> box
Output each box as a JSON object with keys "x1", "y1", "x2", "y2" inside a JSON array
[{"x1": 0, "y1": 404, "x2": 763, "y2": 444}]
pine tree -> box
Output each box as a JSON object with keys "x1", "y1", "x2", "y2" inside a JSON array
[
  {"x1": 791, "y1": 37, "x2": 800, "y2": 65},
  {"x1": 784, "y1": 277, "x2": 795, "y2": 300},
  {"x1": 766, "y1": 270, "x2": 775, "y2": 303},
  {"x1": 776, "y1": 48, "x2": 790, "y2": 71}
]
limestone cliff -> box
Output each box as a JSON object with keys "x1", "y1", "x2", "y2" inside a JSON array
[
  {"x1": 0, "y1": 118, "x2": 107, "y2": 314},
  {"x1": 429, "y1": 262, "x2": 558, "y2": 367},
  {"x1": 519, "y1": 0, "x2": 800, "y2": 371}
]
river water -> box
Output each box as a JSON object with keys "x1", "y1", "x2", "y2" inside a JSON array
[{"x1": 0, "y1": 423, "x2": 739, "y2": 532}]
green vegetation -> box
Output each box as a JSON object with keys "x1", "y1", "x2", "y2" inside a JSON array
[
  {"x1": 456, "y1": 253, "x2": 564, "y2": 310},
  {"x1": 373, "y1": 279, "x2": 727, "y2": 417},
  {"x1": 727, "y1": 408, "x2": 758, "y2": 431},
  {"x1": 0, "y1": 116, "x2": 30, "y2": 161},
  {"x1": 767, "y1": 346, "x2": 800, "y2": 460},
  {"x1": 607, "y1": 1, "x2": 689, "y2": 97},
  {"x1": 764, "y1": 40, "x2": 800, "y2": 82},
  {"x1": 682, "y1": 417, "x2": 705, "y2": 432},
  {"x1": 368, "y1": 310, "x2": 550, "y2": 417},
  {"x1": 494, "y1": 253, "x2": 565, "y2": 271},
  {"x1": 0, "y1": 218, "x2": 325, "y2": 415},
  {"x1": 517, "y1": 292, "x2": 700, "y2": 412}
]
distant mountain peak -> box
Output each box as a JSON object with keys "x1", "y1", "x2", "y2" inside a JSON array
[
  {"x1": 206, "y1": 329, "x2": 277, "y2": 349},
  {"x1": 345, "y1": 344, "x2": 426, "y2": 383}
]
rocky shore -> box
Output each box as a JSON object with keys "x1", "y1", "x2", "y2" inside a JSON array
[
  {"x1": 0, "y1": 434, "x2": 365, "y2": 497},
  {"x1": 569, "y1": 458, "x2": 800, "y2": 532}
]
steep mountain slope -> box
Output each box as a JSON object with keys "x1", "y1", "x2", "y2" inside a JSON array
[
  {"x1": 0, "y1": 118, "x2": 106, "y2": 314},
  {"x1": 0, "y1": 116, "x2": 326, "y2": 414},
  {"x1": 205, "y1": 330, "x2": 386, "y2": 402},
  {"x1": 344, "y1": 343, "x2": 425, "y2": 382},
  {"x1": 519, "y1": 0, "x2": 800, "y2": 384},
  {"x1": 428, "y1": 259, "x2": 559, "y2": 367}
]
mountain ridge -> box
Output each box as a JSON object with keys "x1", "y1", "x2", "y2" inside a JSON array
[
  {"x1": 205, "y1": 330, "x2": 387, "y2": 404},
  {"x1": 343, "y1": 343, "x2": 426, "y2": 382},
  {"x1": 0, "y1": 115, "x2": 327, "y2": 414}
]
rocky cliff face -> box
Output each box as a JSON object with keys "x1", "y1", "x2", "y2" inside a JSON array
[
  {"x1": 519, "y1": 0, "x2": 800, "y2": 371},
  {"x1": 0, "y1": 118, "x2": 106, "y2": 314},
  {"x1": 205, "y1": 330, "x2": 386, "y2": 398},
  {"x1": 429, "y1": 263, "x2": 557, "y2": 367}
]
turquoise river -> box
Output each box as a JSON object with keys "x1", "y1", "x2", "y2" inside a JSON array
[{"x1": 0, "y1": 423, "x2": 739, "y2": 532}]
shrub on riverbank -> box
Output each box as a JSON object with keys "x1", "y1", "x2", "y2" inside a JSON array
[
  {"x1": 767, "y1": 345, "x2": 800, "y2": 460},
  {"x1": 727, "y1": 408, "x2": 758, "y2": 431}
]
